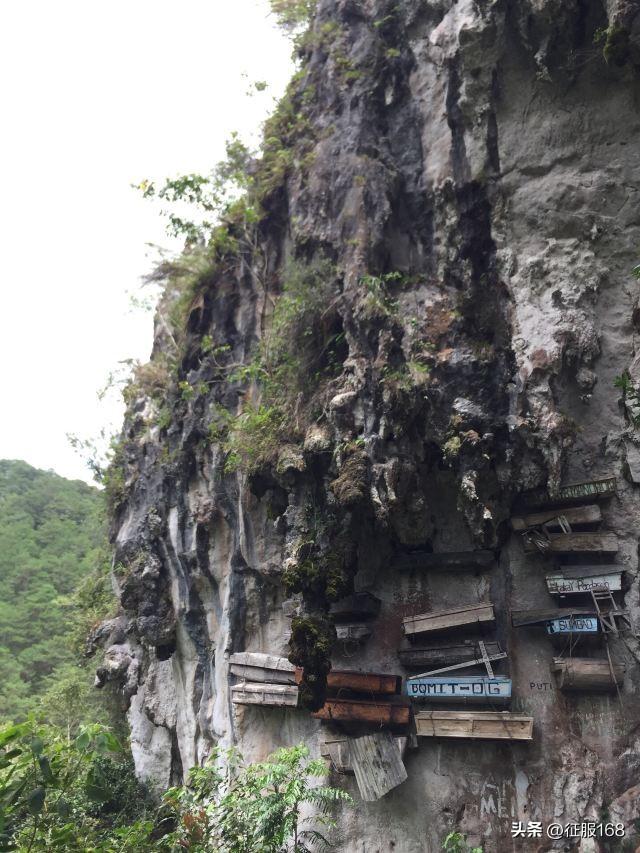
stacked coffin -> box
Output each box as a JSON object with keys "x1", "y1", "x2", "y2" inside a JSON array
[
  {"x1": 513, "y1": 476, "x2": 627, "y2": 693},
  {"x1": 400, "y1": 598, "x2": 533, "y2": 740},
  {"x1": 308, "y1": 667, "x2": 410, "y2": 727},
  {"x1": 230, "y1": 652, "x2": 299, "y2": 708}
]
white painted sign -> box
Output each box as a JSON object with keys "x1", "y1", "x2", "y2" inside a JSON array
[
  {"x1": 406, "y1": 676, "x2": 512, "y2": 700},
  {"x1": 546, "y1": 574, "x2": 621, "y2": 595},
  {"x1": 546, "y1": 617, "x2": 598, "y2": 634}
]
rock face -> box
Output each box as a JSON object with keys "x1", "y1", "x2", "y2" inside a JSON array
[{"x1": 100, "y1": 0, "x2": 640, "y2": 849}]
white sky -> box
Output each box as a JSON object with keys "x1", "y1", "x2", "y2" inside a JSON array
[{"x1": 0, "y1": 0, "x2": 293, "y2": 484}]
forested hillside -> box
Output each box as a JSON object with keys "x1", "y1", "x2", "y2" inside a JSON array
[{"x1": 0, "y1": 460, "x2": 106, "y2": 719}]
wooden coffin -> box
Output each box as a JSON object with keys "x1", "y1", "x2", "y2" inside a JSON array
[
  {"x1": 415, "y1": 710, "x2": 533, "y2": 741},
  {"x1": 512, "y1": 607, "x2": 595, "y2": 627},
  {"x1": 519, "y1": 476, "x2": 617, "y2": 509},
  {"x1": 406, "y1": 676, "x2": 511, "y2": 703},
  {"x1": 312, "y1": 697, "x2": 411, "y2": 726},
  {"x1": 511, "y1": 504, "x2": 601, "y2": 532},
  {"x1": 403, "y1": 603, "x2": 495, "y2": 637},
  {"x1": 546, "y1": 571, "x2": 622, "y2": 596},
  {"x1": 231, "y1": 682, "x2": 299, "y2": 707},
  {"x1": 553, "y1": 657, "x2": 626, "y2": 691},
  {"x1": 395, "y1": 550, "x2": 494, "y2": 572},
  {"x1": 398, "y1": 640, "x2": 503, "y2": 670},
  {"x1": 321, "y1": 734, "x2": 409, "y2": 775},
  {"x1": 350, "y1": 732, "x2": 408, "y2": 801},
  {"x1": 523, "y1": 532, "x2": 618, "y2": 555},
  {"x1": 335, "y1": 623, "x2": 371, "y2": 643},
  {"x1": 547, "y1": 616, "x2": 599, "y2": 635},
  {"x1": 296, "y1": 668, "x2": 401, "y2": 695},
  {"x1": 229, "y1": 652, "x2": 296, "y2": 684},
  {"x1": 330, "y1": 592, "x2": 381, "y2": 621}
]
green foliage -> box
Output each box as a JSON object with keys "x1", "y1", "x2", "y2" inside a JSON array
[
  {"x1": 162, "y1": 743, "x2": 350, "y2": 852},
  {"x1": 0, "y1": 719, "x2": 147, "y2": 852},
  {"x1": 594, "y1": 24, "x2": 632, "y2": 66},
  {"x1": 360, "y1": 271, "x2": 403, "y2": 317},
  {"x1": 223, "y1": 404, "x2": 286, "y2": 473},
  {"x1": 442, "y1": 831, "x2": 483, "y2": 853},
  {"x1": 269, "y1": 0, "x2": 316, "y2": 33},
  {"x1": 0, "y1": 461, "x2": 111, "y2": 723},
  {"x1": 615, "y1": 370, "x2": 640, "y2": 427}
]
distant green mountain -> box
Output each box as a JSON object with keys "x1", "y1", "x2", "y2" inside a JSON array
[{"x1": 0, "y1": 460, "x2": 105, "y2": 720}]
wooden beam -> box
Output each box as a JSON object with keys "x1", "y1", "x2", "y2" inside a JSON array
[
  {"x1": 415, "y1": 711, "x2": 533, "y2": 741},
  {"x1": 553, "y1": 658, "x2": 626, "y2": 691},
  {"x1": 403, "y1": 603, "x2": 495, "y2": 637},
  {"x1": 312, "y1": 697, "x2": 411, "y2": 726},
  {"x1": 518, "y1": 476, "x2": 617, "y2": 509},
  {"x1": 511, "y1": 504, "x2": 601, "y2": 532},
  {"x1": 512, "y1": 607, "x2": 595, "y2": 627},
  {"x1": 398, "y1": 641, "x2": 502, "y2": 669},
  {"x1": 395, "y1": 550, "x2": 494, "y2": 572},
  {"x1": 522, "y1": 533, "x2": 618, "y2": 555},
  {"x1": 350, "y1": 732, "x2": 408, "y2": 801},
  {"x1": 330, "y1": 592, "x2": 381, "y2": 621}
]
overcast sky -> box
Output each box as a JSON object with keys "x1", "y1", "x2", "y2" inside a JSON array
[{"x1": 0, "y1": 0, "x2": 293, "y2": 484}]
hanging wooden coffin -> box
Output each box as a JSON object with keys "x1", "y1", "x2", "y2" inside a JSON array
[
  {"x1": 546, "y1": 616, "x2": 599, "y2": 635},
  {"x1": 350, "y1": 732, "x2": 408, "y2": 801},
  {"x1": 394, "y1": 550, "x2": 494, "y2": 572},
  {"x1": 552, "y1": 658, "x2": 626, "y2": 691},
  {"x1": 231, "y1": 682, "x2": 299, "y2": 707},
  {"x1": 522, "y1": 532, "x2": 618, "y2": 555},
  {"x1": 511, "y1": 504, "x2": 602, "y2": 532},
  {"x1": 512, "y1": 607, "x2": 596, "y2": 627},
  {"x1": 321, "y1": 734, "x2": 410, "y2": 776},
  {"x1": 335, "y1": 623, "x2": 371, "y2": 643},
  {"x1": 403, "y1": 603, "x2": 494, "y2": 637},
  {"x1": 330, "y1": 593, "x2": 381, "y2": 621},
  {"x1": 312, "y1": 697, "x2": 411, "y2": 726},
  {"x1": 229, "y1": 652, "x2": 296, "y2": 684},
  {"x1": 415, "y1": 710, "x2": 533, "y2": 741},
  {"x1": 519, "y1": 477, "x2": 616, "y2": 509},
  {"x1": 406, "y1": 676, "x2": 511, "y2": 703},
  {"x1": 398, "y1": 640, "x2": 503, "y2": 670},
  {"x1": 298, "y1": 669, "x2": 401, "y2": 695},
  {"x1": 546, "y1": 571, "x2": 622, "y2": 596}
]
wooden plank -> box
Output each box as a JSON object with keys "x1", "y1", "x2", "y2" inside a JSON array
[
  {"x1": 330, "y1": 592, "x2": 381, "y2": 621},
  {"x1": 350, "y1": 732, "x2": 408, "y2": 801},
  {"x1": 511, "y1": 504, "x2": 601, "y2": 531},
  {"x1": 398, "y1": 641, "x2": 502, "y2": 669},
  {"x1": 312, "y1": 698, "x2": 411, "y2": 726},
  {"x1": 231, "y1": 682, "x2": 299, "y2": 707},
  {"x1": 395, "y1": 550, "x2": 494, "y2": 571},
  {"x1": 512, "y1": 607, "x2": 595, "y2": 627},
  {"x1": 519, "y1": 477, "x2": 617, "y2": 509},
  {"x1": 546, "y1": 573, "x2": 622, "y2": 595},
  {"x1": 229, "y1": 652, "x2": 296, "y2": 684},
  {"x1": 321, "y1": 735, "x2": 410, "y2": 775},
  {"x1": 547, "y1": 616, "x2": 599, "y2": 635},
  {"x1": 406, "y1": 676, "x2": 511, "y2": 702},
  {"x1": 335, "y1": 623, "x2": 371, "y2": 642},
  {"x1": 523, "y1": 533, "x2": 618, "y2": 555},
  {"x1": 415, "y1": 711, "x2": 533, "y2": 741},
  {"x1": 552, "y1": 657, "x2": 626, "y2": 691},
  {"x1": 403, "y1": 603, "x2": 494, "y2": 637}
]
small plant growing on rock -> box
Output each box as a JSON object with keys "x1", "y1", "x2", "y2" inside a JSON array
[{"x1": 443, "y1": 831, "x2": 483, "y2": 853}]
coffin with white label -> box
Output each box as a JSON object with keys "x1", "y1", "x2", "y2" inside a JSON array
[
  {"x1": 406, "y1": 676, "x2": 512, "y2": 703},
  {"x1": 415, "y1": 710, "x2": 533, "y2": 741},
  {"x1": 403, "y1": 603, "x2": 495, "y2": 638},
  {"x1": 546, "y1": 568, "x2": 622, "y2": 596},
  {"x1": 229, "y1": 652, "x2": 296, "y2": 684},
  {"x1": 231, "y1": 682, "x2": 299, "y2": 707},
  {"x1": 518, "y1": 476, "x2": 616, "y2": 509},
  {"x1": 552, "y1": 657, "x2": 626, "y2": 691},
  {"x1": 546, "y1": 616, "x2": 599, "y2": 635}
]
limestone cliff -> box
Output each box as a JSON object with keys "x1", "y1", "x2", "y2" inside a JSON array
[{"x1": 96, "y1": 1, "x2": 640, "y2": 849}]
